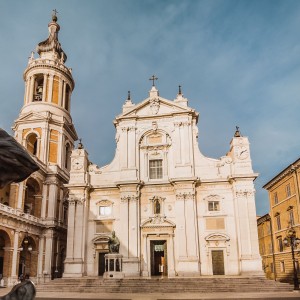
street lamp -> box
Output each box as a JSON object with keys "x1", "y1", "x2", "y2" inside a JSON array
[{"x1": 283, "y1": 228, "x2": 300, "y2": 290}]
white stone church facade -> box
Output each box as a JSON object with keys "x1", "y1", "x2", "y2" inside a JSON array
[
  {"x1": 64, "y1": 83, "x2": 261, "y2": 278},
  {"x1": 0, "y1": 13, "x2": 261, "y2": 284}
]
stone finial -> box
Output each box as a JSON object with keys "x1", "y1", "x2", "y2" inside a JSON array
[
  {"x1": 52, "y1": 9, "x2": 58, "y2": 22},
  {"x1": 174, "y1": 84, "x2": 188, "y2": 106},
  {"x1": 77, "y1": 138, "x2": 83, "y2": 149},
  {"x1": 234, "y1": 126, "x2": 241, "y2": 137}
]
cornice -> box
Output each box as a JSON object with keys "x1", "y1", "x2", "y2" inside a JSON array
[
  {"x1": 263, "y1": 158, "x2": 300, "y2": 190},
  {"x1": 23, "y1": 59, "x2": 75, "y2": 88}
]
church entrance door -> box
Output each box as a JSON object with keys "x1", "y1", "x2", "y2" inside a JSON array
[
  {"x1": 98, "y1": 253, "x2": 106, "y2": 276},
  {"x1": 150, "y1": 240, "x2": 167, "y2": 276},
  {"x1": 211, "y1": 250, "x2": 225, "y2": 275}
]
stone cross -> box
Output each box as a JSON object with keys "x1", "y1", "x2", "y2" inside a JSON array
[{"x1": 149, "y1": 75, "x2": 158, "y2": 86}]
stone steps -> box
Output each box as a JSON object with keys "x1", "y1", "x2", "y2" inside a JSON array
[{"x1": 35, "y1": 277, "x2": 293, "y2": 294}]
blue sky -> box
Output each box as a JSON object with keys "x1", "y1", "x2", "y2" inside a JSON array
[{"x1": 0, "y1": 0, "x2": 300, "y2": 216}]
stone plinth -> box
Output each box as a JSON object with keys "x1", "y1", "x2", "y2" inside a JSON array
[{"x1": 103, "y1": 253, "x2": 124, "y2": 279}]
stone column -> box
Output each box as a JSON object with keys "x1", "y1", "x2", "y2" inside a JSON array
[
  {"x1": 41, "y1": 184, "x2": 48, "y2": 219},
  {"x1": 37, "y1": 236, "x2": 45, "y2": 281},
  {"x1": 73, "y1": 199, "x2": 84, "y2": 260},
  {"x1": 44, "y1": 230, "x2": 54, "y2": 279},
  {"x1": 175, "y1": 193, "x2": 187, "y2": 258},
  {"x1": 16, "y1": 182, "x2": 25, "y2": 211},
  {"x1": 128, "y1": 196, "x2": 138, "y2": 257},
  {"x1": 142, "y1": 234, "x2": 149, "y2": 277},
  {"x1": 24, "y1": 78, "x2": 29, "y2": 104},
  {"x1": 58, "y1": 78, "x2": 63, "y2": 107},
  {"x1": 120, "y1": 197, "x2": 129, "y2": 257},
  {"x1": 183, "y1": 122, "x2": 191, "y2": 164},
  {"x1": 168, "y1": 234, "x2": 176, "y2": 277},
  {"x1": 128, "y1": 127, "x2": 136, "y2": 168},
  {"x1": 62, "y1": 81, "x2": 66, "y2": 109},
  {"x1": 174, "y1": 123, "x2": 181, "y2": 164},
  {"x1": 121, "y1": 127, "x2": 128, "y2": 169},
  {"x1": 10, "y1": 230, "x2": 20, "y2": 283},
  {"x1": 185, "y1": 193, "x2": 198, "y2": 257},
  {"x1": 47, "y1": 75, "x2": 54, "y2": 103},
  {"x1": 47, "y1": 181, "x2": 58, "y2": 220},
  {"x1": 65, "y1": 200, "x2": 76, "y2": 260},
  {"x1": 42, "y1": 74, "x2": 47, "y2": 102},
  {"x1": 28, "y1": 76, "x2": 35, "y2": 103}
]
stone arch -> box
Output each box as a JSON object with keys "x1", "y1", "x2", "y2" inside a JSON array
[
  {"x1": 19, "y1": 234, "x2": 38, "y2": 278},
  {"x1": 0, "y1": 229, "x2": 12, "y2": 279},
  {"x1": 138, "y1": 129, "x2": 172, "y2": 181},
  {"x1": 33, "y1": 73, "x2": 44, "y2": 102},
  {"x1": 138, "y1": 128, "x2": 172, "y2": 146},
  {"x1": 24, "y1": 177, "x2": 42, "y2": 217},
  {"x1": 24, "y1": 131, "x2": 40, "y2": 156}
]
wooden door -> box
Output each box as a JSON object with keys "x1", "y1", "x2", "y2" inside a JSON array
[
  {"x1": 211, "y1": 250, "x2": 225, "y2": 275},
  {"x1": 98, "y1": 253, "x2": 106, "y2": 276}
]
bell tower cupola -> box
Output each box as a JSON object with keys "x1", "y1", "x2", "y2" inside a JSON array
[{"x1": 13, "y1": 11, "x2": 77, "y2": 172}]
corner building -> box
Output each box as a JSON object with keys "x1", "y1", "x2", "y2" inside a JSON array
[
  {"x1": 0, "y1": 14, "x2": 77, "y2": 285},
  {"x1": 65, "y1": 84, "x2": 261, "y2": 277}
]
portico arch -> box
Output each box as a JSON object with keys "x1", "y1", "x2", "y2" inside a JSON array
[{"x1": 0, "y1": 229, "x2": 12, "y2": 280}]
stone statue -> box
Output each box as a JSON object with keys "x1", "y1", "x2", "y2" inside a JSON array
[
  {"x1": 0, "y1": 280, "x2": 36, "y2": 300},
  {"x1": 108, "y1": 231, "x2": 120, "y2": 253},
  {"x1": 0, "y1": 129, "x2": 39, "y2": 188}
]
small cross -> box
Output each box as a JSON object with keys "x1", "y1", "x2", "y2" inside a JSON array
[
  {"x1": 149, "y1": 75, "x2": 158, "y2": 87},
  {"x1": 178, "y1": 85, "x2": 182, "y2": 95},
  {"x1": 53, "y1": 9, "x2": 58, "y2": 16}
]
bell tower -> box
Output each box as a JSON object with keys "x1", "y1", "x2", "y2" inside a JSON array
[{"x1": 13, "y1": 11, "x2": 77, "y2": 170}]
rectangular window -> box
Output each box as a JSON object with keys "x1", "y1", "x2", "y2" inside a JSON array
[
  {"x1": 149, "y1": 159, "x2": 163, "y2": 179},
  {"x1": 278, "y1": 237, "x2": 283, "y2": 252},
  {"x1": 295, "y1": 261, "x2": 300, "y2": 274},
  {"x1": 274, "y1": 192, "x2": 278, "y2": 204},
  {"x1": 268, "y1": 243, "x2": 273, "y2": 254},
  {"x1": 99, "y1": 206, "x2": 112, "y2": 216},
  {"x1": 289, "y1": 209, "x2": 295, "y2": 226},
  {"x1": 280, "y1": 261, "x2": 285, "y2": 273},
  {"x1": 286, "y1": 184, "x2": 291, "y2": 197},
  {"x1": 276, "y1": 215, "x2": 281, "y2": 230},
  {"x1": 208, "y1": 201, "x2": 220, "y2": 211},
  {"x1": 270, "y1": 262, "x2": 274, "y2": 273}
]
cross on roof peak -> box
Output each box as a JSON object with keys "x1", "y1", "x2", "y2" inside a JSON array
[{"x1": 149, "y1": 75, "x2": 158, "y2": 87}]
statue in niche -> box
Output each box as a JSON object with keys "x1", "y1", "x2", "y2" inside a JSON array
[
  {"x1": 154, "y1": 199, "x2": 161, "y2": 214},
  {"x1": 108, "y1": 231, "x2": 120, "y2": 253}
]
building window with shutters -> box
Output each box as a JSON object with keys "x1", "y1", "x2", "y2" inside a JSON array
[
  {"x1": 286, "y1": 183, "x2": 291, "y2": 197},
  {"x1": 149, "y1": 159, "x2": 163, "y2": 179},
  {"x1": 280, "y1": 261, "x2": 285, "y2": 273},
  {"x1": 274, "y1": 192, "x2": 278, "y2": 205},
  {"x1": 276, "y1": 214, "x2": 281, "y2": 230},
  {"x1": 289, "y1": 209, "x2": 295, "y2": 226},
  {"x1": 208, "y1": 201, "x2": 220, "y2": 212},
  {"x1": 277, "y1": 237, "x2": 283, "y2": 252}
]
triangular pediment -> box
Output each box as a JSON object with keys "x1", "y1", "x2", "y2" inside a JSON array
[
  {"x1": 16, "y1": 111, "x2": 49, "y2": 123},
  {"x1": 141, "y1": 216, "x2": 176, "y2": 228},
  {"x1": 118, "y1": 97, "x2": 195, "y2": 119}
]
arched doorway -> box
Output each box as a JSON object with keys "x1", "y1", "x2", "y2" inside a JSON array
[
  {"x1": 24, "y1": 178, "x2": 42, "y2": 217},
  {"x1": 0, "y1": 230, "x2": 12, "y2": 280},
  {"x1": 19, "y1": 235, "x2": 37, "y2": 278}
]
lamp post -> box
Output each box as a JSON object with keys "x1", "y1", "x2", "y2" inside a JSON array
[
  {"x1": 21, "y1": 234, "x2": 32, "y2": 277},
  {"x1": 283, "y1": 228, "x2": 300, "y2": 290}
]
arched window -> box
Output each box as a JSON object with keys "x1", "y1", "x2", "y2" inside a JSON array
[
  {"x1": 65, "y1": 84, "x2": 70, "y2": 111},
  {"x1": 26, "y1": 133, "x2": 38, "y2": 156},
  {"x1": 24, "y1": 178, "x2": 41, "y2": 217},
  {"x1": 33, "y1": 74, "x2": 44, "y2": 102},
  {"x1": 65, "y1": 143, "x2": 72, "y2": 170}
]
